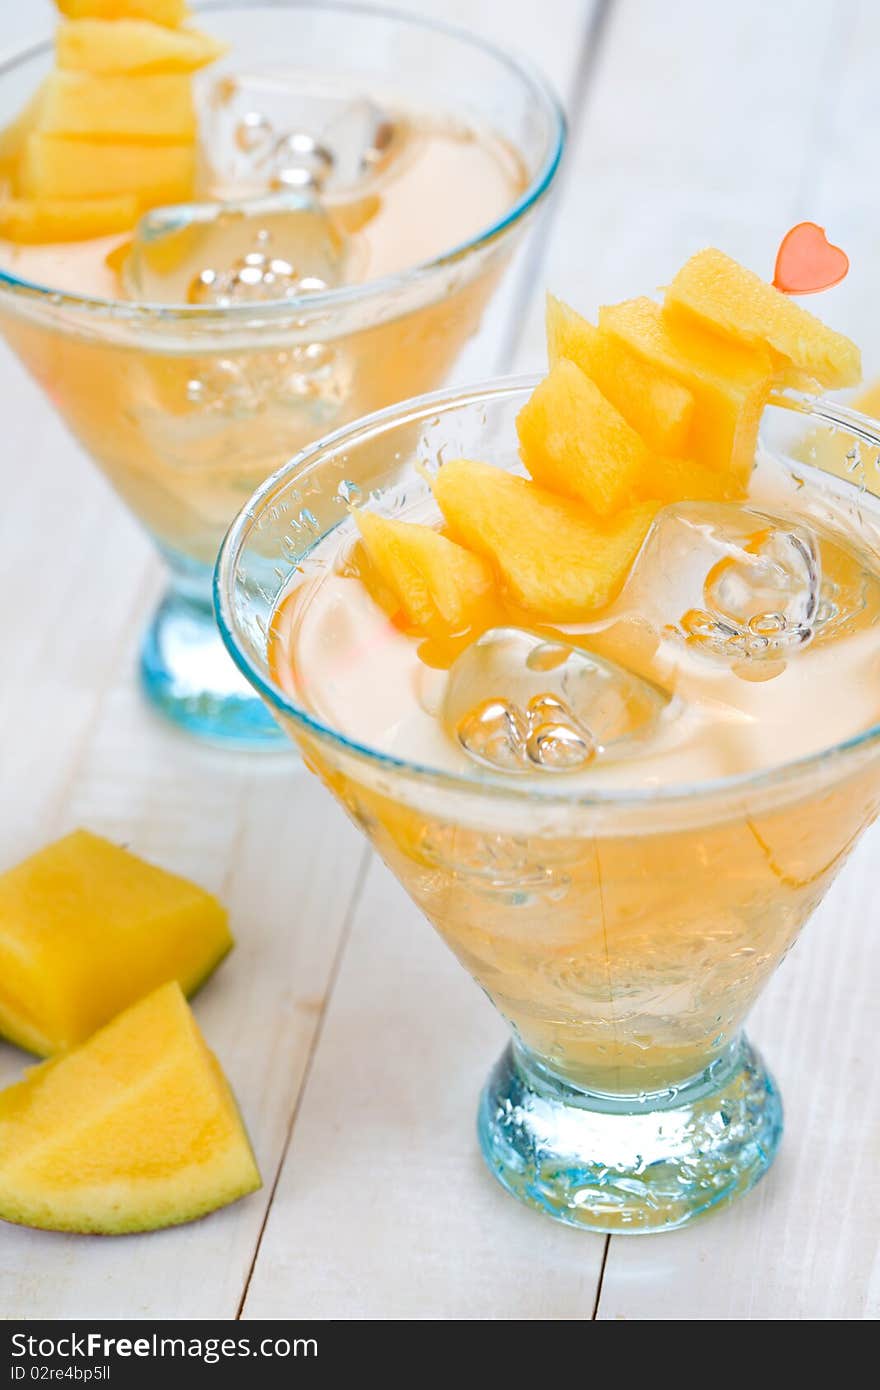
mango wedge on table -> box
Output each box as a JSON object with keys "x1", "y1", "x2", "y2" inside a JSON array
[
  {"x1": 39, "y1": 71, "x2": 196, "y2": 141},
  {"x1": 546, "y1": 293, "x2": 695, "y2": 455},
  {"x1": 0, "y1": 829, "x2": 232, "y2": 1056},
  {"x1": 355, "y1": 509, "x2": 496, "y2": 635},
  {"x1": 56, "y1": 0, "x2": 190, "y2": 23},
  {"x1": 0, "y1": 983, "x2": 260, "y2": 1235},
  {"x1": 516, "y1": 357, "x2": 651, "y2": 516},
  {"x1": 56, "y1": 19, "x2": 227, "y2": 73},
  {"x1": 665, "y1": 247, "x2": 861, "y2": 390},
  {"x1": 432, "y1": 458, "x2": 657, "y2": 621},
  {"x1": 599, "y1": 295, "x2": 774, "y2": 485}
]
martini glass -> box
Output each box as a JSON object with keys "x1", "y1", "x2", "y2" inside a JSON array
[
  {"x1": 215, "y1": 377, "x2": 880, "y2": 1233},
  {"x1": 0, "y1": 2, "x2": 564, "y2": 747}
]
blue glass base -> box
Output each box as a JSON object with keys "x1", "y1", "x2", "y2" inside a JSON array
[
  {"x1": 478, "y1": 1037, "x2": 782, "y2": 1233},
  {"x1": 140, "y1": 587, "x2": 287, "y2": 749}
]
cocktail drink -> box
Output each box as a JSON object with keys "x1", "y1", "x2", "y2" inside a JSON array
[
  {"x1": 217, "y1": 251, "x2": 880, "y2": 1231},
  {"x1": 0, "y1": 2, "x2": 563, "y2": 743}
]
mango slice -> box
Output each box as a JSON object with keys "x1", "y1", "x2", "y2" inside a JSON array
[
  {"x1": 56, "y1": 19, "x2": 227, "y2": 73},
  {"x1": 641, "y1": 454, "x2": 743, "y2": 506},
  {"x1": 56, "y1": 0, "x2": 189, "y2": 24},
  {"x1": 20, "y1": 133, "x2": 195, "y2": 204},
  {"x1": 355, "y1": 510, "x2": 495, "y2": 635},
  {"x1": 665, "y1": 247, "x2": 861, "y2": 390},
  {"x1": 0, "y1": 983, "x2": 261, "y2": 1235},
  {"x1": 0, "y1": 194, "x2": 138, "y2": 241},
  {"x1": 432, "y1": 458, "x2": 657, "y2": 621},
  {"x1": 516, "y1": 358, "x2": 650, "y2": 517},
  {"x1": 0, "y1": 829, "x2": 232, "y2": 1056},
  {"x1": 0, "y1": 83, "x2": 47, "y2": 174},
  {"x1": 599, "y1": 296, "x2": 773, "y2": 484},
  {"x1": 546, "y1": 293, "x2": 695, "y2": 454},
  {"x1": 40, "y1": 71, "x2": 196, "y2": 142}
]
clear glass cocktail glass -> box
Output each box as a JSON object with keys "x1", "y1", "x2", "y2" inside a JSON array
[
  {"x1": 215, "y1": 377, "x2": 880, "y2": 1232},
  {"x1": 0, "y1": 2, "x2": 564, "y2": 746}
]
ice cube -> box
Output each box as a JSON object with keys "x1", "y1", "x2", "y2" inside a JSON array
[
  {"x1": 616, "y1": 502, "x2": 823, "y2": 665},
  {"x1": 123, "y1": 192, "x2": 348, "y2": 306},
  {"x1": 202, "y1": 73, "x2": 401, "y2": 196},
  {"x1": 443, "y1": 628, "x2": 668, "y2": 775}
]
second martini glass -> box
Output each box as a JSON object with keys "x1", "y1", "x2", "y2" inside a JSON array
[{"x1": 0, "y1": 3, "x2": 563, "y2": 746}]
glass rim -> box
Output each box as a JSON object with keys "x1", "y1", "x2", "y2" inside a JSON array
[
  {"x1": 0, "y1": 0, "x2": 566, "y2": 325},
  {"x1": 214, "y1": 373, "x2": 880, "y2": 810}
]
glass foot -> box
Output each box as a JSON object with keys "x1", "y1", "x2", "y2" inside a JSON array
[
  {"x1": 140, "y1": 587, "x2": 287, "y2": 748},
  {"x1": 477, "y1": 1037, "x2": 782, "y2": 1233}
]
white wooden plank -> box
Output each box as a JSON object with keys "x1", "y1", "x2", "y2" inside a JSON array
[
  {"x1": 242, "y1": 0, "x2": 609, "y2": 1320},
  {"x1": 241, "y1": 859, "x2": 604, "y2": 1320}
]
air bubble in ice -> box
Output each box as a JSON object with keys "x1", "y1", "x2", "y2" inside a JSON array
[{"x1": 444, "y1": 628, "x2": 667, "y2": 775}]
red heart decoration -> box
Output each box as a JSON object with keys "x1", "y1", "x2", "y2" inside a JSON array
[{"x1": 773, "y1": 222, "x2": 849, "y2": 295}]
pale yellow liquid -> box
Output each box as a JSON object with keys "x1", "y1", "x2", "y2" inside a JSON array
[
  {"x1": 0, "y1": 112, "x2": 525, "y2": 569},
  {"x1": 267, "y1": 454, "x2": 880, "y2": 1094}
]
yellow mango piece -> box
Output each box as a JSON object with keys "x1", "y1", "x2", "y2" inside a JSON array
[
  {"x1": 665, "y1": 247, "x2": 861, "y2": 391},
  {"x1": 355, "y1": 510, "x2": 495, "y2": 635},
  {"x1": 56, "y1": 19, "x2": 227, "y2": 73},
  {"x1": 21, "y1": 133, "x2": 195, "y2": 204},
  {"x1": 432, "y1": 458, "x2": 657, "y2": 621},
  {"x1": 55, "y1": 0, "x2": 188, "y2": 25},
  {"x1": 0, "y1": 195, "x2": 138, "y2": 241},
  {"x1": 0, "y1": 82, "x2": 47, "y2": 173},
  {"x1": 41, "y1": 71, "x2": 196, "y2": 143},
  {"x1": 0, "y1": 983, "x2": 260, "y2": 1235},
  {"x1": 546, "y1": 293, "x2": 695, "y2": 454},
  {"x1": 599, "y1": 296, "x2": 773, "y2": 484},
  {"x1": 516, "y1": 358, "x2": 650, "y2": 518},
  {"x1": 641, "y1": 455, "x2": 744, "y2": 506},
  {"x1": 0, "y1": 829, "x2": 232, "y2": 1056}
]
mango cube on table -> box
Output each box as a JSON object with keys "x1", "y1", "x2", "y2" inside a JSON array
[{"x1": 0, "y1": 829, "x2": 232, "y2": 1056}]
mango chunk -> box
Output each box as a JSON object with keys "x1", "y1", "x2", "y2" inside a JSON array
[
  {"x1": 546, "y1": 293, "x2": 695, "y2": 455},
  {"x1": 56, "y1": 0, "x2": 189, "y2": 25},
  {"x1": 355, "y1": 509, "x2": 495, "y2": 635},
  {"x1": 665, "y1": 247, "x2": 861, "y2": 390},
  {"x1": 41, "y1": 71, "x2": 196, "y2": 142},
  {"x1": 0, "y1": 82, "x2": 47, "y2": 173},
  {"x1": 0, "y1": 195, "x2": 138, "y2": 241},
  {"x1": 57, "y1": 19, "x2": 227, "y2": 73},
  {"x1": 641, "y1": 455, "x2": 744, "y2": 506},
  {"x1": 0, "y1": 829, "x2": 232, "y2": 1056},
  {"x1": 599, "y1": 296, "x2": 773, "y2": 484},
  {"x1": 516, "y1": 358, "x2": 650, "y2": 517},
  {"x1": 432, "y1": 458, "x2": 656, "y2": 621},
  {"x1": 21, "y1": 133, "x2": 195, "y2": 204},
  {"x1": 0, "y1": 983, "x2": 261, "y2": 1235}
]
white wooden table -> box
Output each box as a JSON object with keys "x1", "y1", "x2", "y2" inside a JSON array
[{"x1": 2, "y1": 0, "x2": 879, "y2": 1321}]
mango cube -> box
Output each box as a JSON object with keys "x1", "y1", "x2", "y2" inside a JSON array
[
  {"x1": 21, "y1": 133, "x2": 195, "y2": 204},
  {"x1": 516, "y1": 358, "x2": 650, "y2": 517},
  {"x1": 0, "y1": 829, "x2": 232, "y2": 1056},
  {"x1": 355, "y1": 510, "x2": 495, "y2": 634},
  {"x1": 41, "y1": 71, "x2": 196, "y2": 142},
  {"x1": 55, "y1": 0, "x2": 189, "y2": 24},
  {"x1": 599, "y1": 296, "x2": 773, "y2": 484},
  {"x1": 0, "y1": 82, "x2": 47, "y2": 172},
  {"x1": 641, "y1": 455, "x2": 743, "y2": 506},
  {"x1": 0, "y1": 983, "x2": 261, "y2": 1235},
  {"x1": 0, "y1": 195, "x2": 138, "y2": 241},
  {"x1": 666, "y1": 248, "x2": 861, "y2": 390},
  {"x1": 56, "y1": 19, "x2": 227, "y2": 73},
  {"x1": 546, "y1": 293, "x2": 695, "y2": 455},
  {"x1": 433, "y1": 458, "x2": 656, "y2": 621}
]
